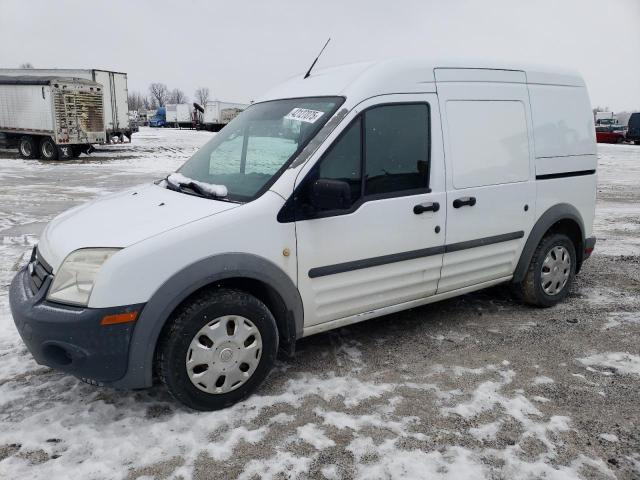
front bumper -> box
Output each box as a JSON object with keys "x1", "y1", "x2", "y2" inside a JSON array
[{"x1": 9, "y1": 266, "x2": 144, "y2": 385}]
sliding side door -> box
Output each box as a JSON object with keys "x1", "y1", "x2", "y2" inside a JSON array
[{"x1": 436, "y1": 70, "x2": 536, "y2": 293}]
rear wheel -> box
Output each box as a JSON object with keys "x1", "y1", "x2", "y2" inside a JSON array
[
  {"x1": 19, "y1": 136, "x2": 38, "y2": 159},
  {"x1": 514, "y1": 233, "x2": 576, "y2": 307},
  {"x1": 157, "y1": 288, "x2": 278, "y2": 410},
  {"x1": 39, "y1": 137, "x2": 59, "y2": 160}
]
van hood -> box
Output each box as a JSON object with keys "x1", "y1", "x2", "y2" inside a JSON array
[{"x1": 38, "y1": 183, "x2": 238, "y2": 271}]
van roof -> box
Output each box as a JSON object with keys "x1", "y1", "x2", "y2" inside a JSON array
[{"x1": 258, "y1": 58, "x2": 585, "y2": 103}]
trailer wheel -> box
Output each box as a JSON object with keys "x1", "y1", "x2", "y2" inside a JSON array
[
  {"x1": 40, "y1": 137, "x2": 59, "y2": 161},
  {"x1": 19, "y1": 136, "x2": 38, "y2": 159}
]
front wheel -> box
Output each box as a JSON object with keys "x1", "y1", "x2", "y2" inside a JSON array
[
  {"x1": 514, "y1": 233, "x2": 576, "y2": 307},
  {"x1": 157, "y1": 289, "x2": 279, "y2": 410}
]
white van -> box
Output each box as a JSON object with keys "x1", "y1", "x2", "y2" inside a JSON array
[{"x1": 10, "y1": 59, "x2": 597, "y2": 410}]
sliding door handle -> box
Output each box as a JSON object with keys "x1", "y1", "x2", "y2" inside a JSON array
[
  {"x1": 453, "y1": 196, "x2": 476, "y2": 208},
  {"x1": 413, "y1": 202, "x2": 440, "y2": 214}
]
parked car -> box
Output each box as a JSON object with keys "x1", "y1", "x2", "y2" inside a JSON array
[
  {"x1": 596, "y1": 124, "x2": 626, "y2": 143},
  {"x1": 9, "y1": 59, "x2": 597, "y2": 410},
  {"x1": 626, "y1": 112, "x2": 640, "y2": 145}
]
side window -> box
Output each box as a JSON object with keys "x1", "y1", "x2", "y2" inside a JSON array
[
  {"x1": 364, "y1": 104, "x2": 430, "y2": 196},
  {"x1": 292, "y1": 103, "x2": 430, "y2": 219},
  {"x1": 317, "y1": 117, "x2": 362, "y2": 202},
  {"x1": 294, "y1": 118, "x2": 362, "y2": 214}
]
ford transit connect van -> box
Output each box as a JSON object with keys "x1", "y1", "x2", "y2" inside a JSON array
[{"x1": 10, "y1": 59, "x2": 597, "y2": 410}]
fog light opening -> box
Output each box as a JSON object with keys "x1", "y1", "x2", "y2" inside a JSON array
[{"x1": 42, "y1": 344, "x2": 73, "y2": 366}]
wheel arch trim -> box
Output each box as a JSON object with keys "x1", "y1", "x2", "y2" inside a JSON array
[
  {"x1": 116, "y1": 253, "x2": 303, "y2": 388},
  {"x1": 513, "y1": 203, "x2": 585, "y2": 283}
]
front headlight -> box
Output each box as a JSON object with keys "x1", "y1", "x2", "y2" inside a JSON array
[{"x1": 47, "y1": 248, "x2": 120, "y2": 306}]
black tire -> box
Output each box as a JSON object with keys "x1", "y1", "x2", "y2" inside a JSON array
[
  {"x1": 157, "y1": 288, "x2": 279, "y2": 411},
  {"x1": 514, "y1": 233, "x2": 576, "y2": 308},
  {"x1": 18, "y1": 136, "x2": 38, "y2": 159},
  {"x1": 39, "y1": 137, "x2": 59, "y2": 160},
  {"x1": 71, "y1": 146, "x2": 83, "y2": 158},
  {"x1": 634, "y1": 141, "x2": 640, "y2": 146}
]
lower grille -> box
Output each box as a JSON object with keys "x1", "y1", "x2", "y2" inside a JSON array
[{"x1": 28, "y1": 247, "x2": 52, "y2": 295}]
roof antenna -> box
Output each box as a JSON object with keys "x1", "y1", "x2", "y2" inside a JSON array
[{"x1": 304, "y1": 38, "x2": 331, "y2": 79}]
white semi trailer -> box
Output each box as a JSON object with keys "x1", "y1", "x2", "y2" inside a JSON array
[
  {"x1": 0, "y1": 76, "x2": 105, "y2": 160},
  {"x1": 202, "y1": 100, "x2": 248, "y2": 131},
  {"x1": 0, "y1": 68, "x2": 131, "y2": 141}
]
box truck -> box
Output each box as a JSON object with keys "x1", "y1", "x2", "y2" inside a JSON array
[
  {"x1": 595, "y1": 111, "x2": 615, "y2": 125},
  {"x1": 0, "y1": 68, "x2": 132, "y2": 142},
  {"x1": 0, "y1": 75, "x2": 105, "y2": 160},
  {"x1": 202, "y1": 100, "x2": 248, "y2": 131},
  {"x1": 165, "y1": 103, "x2": 192, "y2": 128}
]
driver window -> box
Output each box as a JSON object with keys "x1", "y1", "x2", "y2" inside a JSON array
[{"x1": 293, "y1": 102, "x2": 430, "y2": 220}]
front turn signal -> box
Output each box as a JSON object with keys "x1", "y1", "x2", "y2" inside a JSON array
[{"x1": 100, "y1": 311, "x2": 138, "y2": 326}]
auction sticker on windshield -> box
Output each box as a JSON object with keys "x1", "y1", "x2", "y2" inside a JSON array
[{"x1": 284, "y1": 108, "x2": 325, "y2": 123}]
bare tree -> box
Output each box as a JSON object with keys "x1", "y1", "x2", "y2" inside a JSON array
[
  {"x1": 194, "y1": 87, "x2": 210, "y2": 106},
  {"x1": 19, "y1": 62, "x2": 34, "y2": 69},
  {"x1": 149, "y1": 83, "x2": 169, "y2": 107},
  {"x1": 168, "y1": 88, "x2": 187, "y2": 104},
  {"x1": 127, "y1": 91, "x2": 145, "y2": 111}
]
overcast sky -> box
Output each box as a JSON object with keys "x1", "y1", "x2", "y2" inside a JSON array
[{"x1": 1, "y1": 0, "x2": 639, "y2": 111}]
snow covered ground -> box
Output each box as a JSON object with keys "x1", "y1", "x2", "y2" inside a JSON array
[{"x1": 0, "y1": 130, "x2": 638, "y2": 479}]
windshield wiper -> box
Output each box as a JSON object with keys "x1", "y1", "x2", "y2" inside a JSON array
[{"x1": 164, "y1": 173, "x2": 229, "y2": 200}]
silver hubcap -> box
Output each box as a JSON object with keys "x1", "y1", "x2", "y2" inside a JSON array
[
  {"x1": 541, "y1": 245, "x2": 571, "y2": 295},
  {"x1": 186, "y1": 315, "x2": 262, "y2": 394}
]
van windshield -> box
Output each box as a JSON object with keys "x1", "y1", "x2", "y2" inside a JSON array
[{"x1": 176, "y1": 97, "x2": 344, "y2": 202}]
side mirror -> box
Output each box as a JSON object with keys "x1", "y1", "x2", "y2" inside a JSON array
[{"x1": 310, "y1": 179, "x2": 352, "y2": 211}]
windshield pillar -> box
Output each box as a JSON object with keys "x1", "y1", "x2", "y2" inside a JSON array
[{"x1": 240, "y1": 124, "x2": 250, "y2": 174}]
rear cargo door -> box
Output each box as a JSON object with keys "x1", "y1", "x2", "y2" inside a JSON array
[
  {"x1": 113, "y1": 73, "x2": 129, "y2": 131},
  {"x1": 93, "y1": 70, "x2": 113, "y2": 135}
]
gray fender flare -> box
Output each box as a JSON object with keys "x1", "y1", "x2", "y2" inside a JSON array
[
  {"x1": 117, "y1": 253, "x2": 303, "y2": 389},
  {"x1": 512, "y1": 203, "x2": 585, "y2": 284}
]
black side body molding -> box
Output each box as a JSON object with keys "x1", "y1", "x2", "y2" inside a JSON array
[
  {"x1": 309, "y1": 231, "x2": 524, "y2": 279},
  {"x1": 536, "y1": 170, "x2": 595, "y2": 180},
  {"x1": 444, "y1": 231, "x2": 524, "y2": 253}
]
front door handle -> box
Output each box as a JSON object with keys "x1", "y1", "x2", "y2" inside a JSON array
[
  {"x1": 413, "y1": 202, "x2": 440, "y2": 214},
  {"x1": 453, "y1": 196, "x2": 476, "y2": 208}
]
